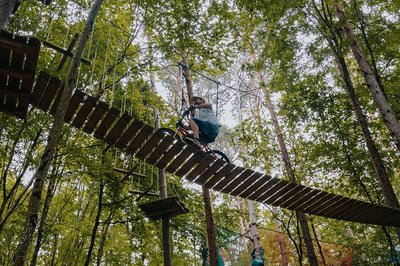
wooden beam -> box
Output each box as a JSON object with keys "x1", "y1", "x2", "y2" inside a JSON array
[{"x1": 42, "y1": 39, "x2": 91, "y2": 67}]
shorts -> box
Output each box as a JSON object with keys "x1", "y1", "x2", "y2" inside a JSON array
[{"x1": 192, "y1": 118, "x2": 219, "y2": 143}]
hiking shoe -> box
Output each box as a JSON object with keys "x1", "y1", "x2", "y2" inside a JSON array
[{"x1": 185, "y1": 137, "x2": 202, "y2": 148}]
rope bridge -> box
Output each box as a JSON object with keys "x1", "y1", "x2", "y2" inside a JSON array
[{"x1": 1, "y1": 33, "x2": 400, "y2": 228}]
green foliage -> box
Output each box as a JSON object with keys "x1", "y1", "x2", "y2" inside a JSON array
[{"x1": 0, "y1": 0, "x2": 399, "y2": 265}]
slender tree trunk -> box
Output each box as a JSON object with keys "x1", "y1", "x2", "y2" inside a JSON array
[
  {"x1": 203, "y1": 185, "x2": 218, "y2": 266},
  {"x1": 333, "y1": 42, "x2": 400, "y2": 240},
  {"x1": 249, "y1": 201, "x2": 262, "y2": 260},
  {"x1": 96, "y1": 209, "x2": 113, "y2": 266},
  {"x1": 334, "y1": 2, "x2": 400, "y2": 153},
  {"x1": 181, "y1": 52, "x2": 194, "y2": 102},
  {"x1": 50, "y1": 233, "x2": 59, "y2": 266},
  {"x1": 251, "y1": 52, "x2": 318, "y2": 265},
  {"x1": 311, "y1": 222, "x2": 326, "y2": 266},
  {"x1": 152, "y1": 74, "x2": 172, "y2": 266},
  {"x1": 181, "y1": 53, "x2": 218, "y2": 265},
  {"x1": 0, "y1": 0, "x2": 17, "y2": 29},
  {"x1": 85, "y1": 179, "x2": 105, "y2": 266},
  {"x1": 0, "y1": 127, "x2": 42, "y2": 233},
  {"x1": 276, "y1": 221, "x2": 288, "y2": 266},
  {"x1": 30, "y1": 168, "x2": 59, "y2": 266},
  {"x1": 12, "y1": 1, "x2": 104, "y2": 264}
]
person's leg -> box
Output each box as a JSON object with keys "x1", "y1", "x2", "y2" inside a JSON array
[{"x1": 189, "y1": 119, "x2": 200, "y2": 139}]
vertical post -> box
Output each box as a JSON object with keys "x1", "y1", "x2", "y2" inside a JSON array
[
  {"x1": 203, "y1": 186, "x2": 218, "y2": 266},
  {"x1": 151, "y1": 74, "x2": 172, "y2": 266},
  {"x1": 181, "y1": 52, "x2": 218, "y2": 265}
]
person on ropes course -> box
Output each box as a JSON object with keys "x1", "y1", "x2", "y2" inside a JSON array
[{"x1": 185, "y1": 96, "x2": 220, "y2": 148}]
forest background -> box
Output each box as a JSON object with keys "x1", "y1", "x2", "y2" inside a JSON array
[{"x1": 0, "y1": 0, "x2": 400, "y2": 265}]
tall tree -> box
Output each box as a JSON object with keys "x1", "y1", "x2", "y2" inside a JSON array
[
  {"x1": 13, "y1": 0, "x2": 104, "y2": 264},
  {"x1": 334, "y1": 2, "x2": 400, "y2": 153}
]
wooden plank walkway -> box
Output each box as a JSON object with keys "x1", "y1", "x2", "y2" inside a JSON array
[
  {"x1": 24, "y1": 71, "x2": 400, "y2": 227},
  {"x1": 0, "y1": 31, "x2": 41, "y2": 119}
]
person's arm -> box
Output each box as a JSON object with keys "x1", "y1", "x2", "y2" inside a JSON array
[{"x1": 195, "y1": 102, "x2": 212, "y2": 109}]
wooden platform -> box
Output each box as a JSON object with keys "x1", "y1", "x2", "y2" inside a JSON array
[
  {"x1": 25, "y1": 71, "x2": 400, "y2": 228},
  {"x1": 0, "y1": 31, "x2": 40, "y2": 119},
  {"x1": 139, "y1": 197, "x2": 190, "y2": 220}
]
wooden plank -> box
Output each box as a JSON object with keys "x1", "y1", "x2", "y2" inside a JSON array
[
  {"x1": 0, "y1": 65, "x2": 31, "y2": 79},
  {"x1": 204, "y1": 164, "x2": 236, "y2": 189},
  {"x1": 136, "y1": 131, "x2": 164, "y2": 160},
  {"x1": 193, "y1": 159, "x2": 226, "y2": 185},
  {"x1": 82, "y1": 100, "x2": 108, "y2": 134},
  {"x1": 103, "y1": 112, "x2": 131, "y2": 145},
  {"x1": 6, "y1": 36, "x2": 25, "y2": 116},
  {"x1": 146, "y1": 137, "x2": 175, "y2": 165},
  {"x1": 229, "y1": 171, "x2": 263, "y2": 197},
  {"x1": 114, "y1": 119, "x2": 144, "y2": 149},
  {"x1": 138, "y1": 196, "x2": 189, "y2": 220},
  {"x1": 361, "y1": 205, "x2": 397, "y2": 223},
  {"x1": 165, "y1": 145, "x2": 200, "y2": 174},
  {"x1": 264, "y1": 182, "x2": 299, "y2": 207},
  {"x1": 305, "y1": 194, "x2": 342, "y2": 214},
  {"x1": 348, "y1": 204, "x2": 384, "y2": 223},
  {"x1": 93, "y1": 107, "x2": 120, "y2": 140},
  {"x1": 64, "y1": 90, "x2": 85, "y2": 123},
  {"x1": 164, "y1": 145, "x2": 196, "y2": 173},
  {"x1": 125, "y1": 124, "x2": 154, "y2": 154},
  {"x1": 283, "y1": 188, "x2": 321, "y2": 210},
  {"x1": 272, "y1": 185, "x2": 309, "y2": 207},
  {"x1": 155, "y1": 141, "x2": 186, "y2": 169},
  {"x1": 19, "y1": 37, "x2": 40, "y2": 101},
  {"x1": 174, "y1": 149, "x2": 207, "y2": 177},
  {"x1": 293, "y1": 190, "x2": 325, "y2": 210},
  {"x1": 221, "y1": 169, "x2": 254, "y2": 194},
  {"x1": 0, "y1": 32, "x2": 38, "y2": 53},
  {"x1": 313, "y1": 195, "x2": 350, "y2": 217},
  {"x1": 315, "y1": 196, "x2": 353, "y2": 218},
  {"x1": 335, "y1": 201, "x2": 370, "y2": 221},
  {"x1": 337, "y1": 201, "x2": 376, "y2": 220},
  {"x1": 48, "y1": 77, "x2": 63, "y2": 115},
  {"x1": 300, "y1": 192, "x2": 336, "y2": 214},
  {"x1": 0, "y1": 45, "x2": 10, "y2": 110},
  {"x1": 31, "y1": 71, "x2": 50, "y2": 106},
  {"x1": 38, "y1": 77, "x2": 60, "y2": 112},
  {"x1": 42, "y1": 39, "x2": 91, "y2": 67},
  {"x1": 378, "y1": 209, "x2": 400, "y2": 226},
  {"x1": 213, "y1": 167, "x2": 245, "y2": 192},
  {"x1": 256, "y1": 179, "x2": 291, "y2": 202},
  {"x1": 246, "y1": 178, "x2": 279, "y2": 201},
  {"x1": 321, "y1": 198, "x2": 356, "y2": 217},
  {"x1": 71, "y1": 96, "x2": 96, "y2": 129},
  {"x1": 279, "y1": 186, "x2": 315, "y2": 209},
  {"x1": 185, "y1": 155, "x2": 216, "y2": 182},
  {"x1": 238, "y1": 175, "x2": 272, "y2": 199},
  {"x1": 250, "y1": 178, "x2": 283, "y2": 201}
]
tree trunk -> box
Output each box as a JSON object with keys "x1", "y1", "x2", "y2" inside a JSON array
[
  {"x1": 50, "y1": 234, "x2": 59, "y2": 266},
  {"x1": 251, "y1": 54, "x2": 318, "y2": 265},
  {"x1": 84, "y1": 179, "x2": 105, "y2": 266},
  {"x1": 181, "y1": 51, "x2": 194, "y2": 103},
  {"x1": 0, "y1": 0, "x2": 17, "y2": 29},
  {"x1": 311, "y1": 222, "x2": 326, "y2": 266},
  {"x1": 276, "y1": 221, "x2": 288, "y2": 266},
  {"x1": 334, "y1": 2, "x2": 400, "y2": 153},
  {"x1": 333, "y1": 39, "x2": 400, "y2": 240},
  {"x1": 203, "y1": 185, "x2": 218, "y2": 266},
  {"x1": 151, "y1": 69, "x2": 172, "y2": 266},
  {"x1": 248, "y1": 201, "x2": 262, "y2": 259},
  {"x1": 12, "y1": 1, "x2": 104, "y2": 264},
  {"x1": 96, "y1": 209, "x2": 114, "y2": 266},
  {"x1": 0, "y1": 127, "x2": 42, "y2": 233},
  {"x1": 30, "y1": 169, "x2": 59, "y2": 266},
  {"x1": 181, "y1": 53, "x2": 218, "y2": 265}
]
